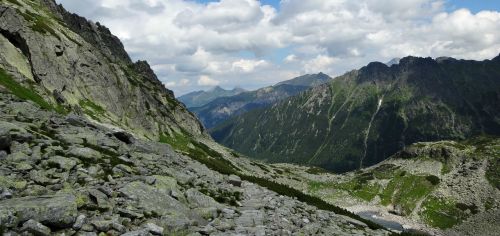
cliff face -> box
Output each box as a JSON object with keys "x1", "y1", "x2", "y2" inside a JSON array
[
  {"x1": 212, "y1": 55, "x2": 500, "y2": 172},
  {"x1": 0, "y1": 0, "x2": 204, "y2": 140}
]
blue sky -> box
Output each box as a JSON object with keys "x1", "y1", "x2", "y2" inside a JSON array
[
  {"x1": 448, "y1": 0, "x2": 500, "y2": 12},
  {"x1": 195, "y1": 0, "x2": 500, "y2": 13},
  {"x1": 57, "y1": 0, "x2": 500, "y2": 95}
]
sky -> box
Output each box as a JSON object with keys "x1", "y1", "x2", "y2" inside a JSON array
[{"x1": 55, "y1": 0, "x2": 500, "y2": 96}]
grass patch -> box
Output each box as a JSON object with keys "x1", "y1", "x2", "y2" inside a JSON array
[
  {"x1": 199, "y1": 187, "x2": 242, "y2": 207},
  {"x1": 0, "y1": 68, "x2": 67, "y2": 114},
  {"x1": 18, "y1": 10, "x2": 60, "y2": 40},
  {"x1": 159, "y1": 132, "x2": 238, "y2": 175},
  {"x1": 420, "y1": 196, "x2": 468, "y2": 229},
  {"x1": 332, "y1": 178, "x2": 381, "y2": 202},
  {"x1": 380, "y1": 173, "x2": 436, "y2": 215},
  {"x1": 306, "y1": 166, "x2": 329, "y2": 175},
  {"x1": 79, "y1": 99, "x2": 107, "y2": 121},
  {"x1": 250, "y1": 161, "x2": 270, "y2": 172},
  {"x1": 5, "y1": 0, "x2": 22, "y2": 6}
]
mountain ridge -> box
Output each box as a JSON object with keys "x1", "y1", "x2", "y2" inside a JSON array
[
  {"x1": 191, "y1": 73, "x2": 331, "y2": 128},
  {"x1": 178, "y1": 86, "x2": 246, "y2": 108},
  {"x1": 212, "y1": 54, "x2": 500, "y2": 172}
]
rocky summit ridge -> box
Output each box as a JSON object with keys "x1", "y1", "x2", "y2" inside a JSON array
[{"x1": 0, "y1": 0, "x2": 393, "y2": 235}]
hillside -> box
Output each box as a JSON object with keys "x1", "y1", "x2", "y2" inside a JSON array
[
  {"x1": 0, "y1": 0, "x2": 392, "y2": 235},
  {"x1": 178, "y1": 86, "x2": 246, "y2": 108},
  {"x1": 192, "y1": 73, "x2": 331, "y2": 128},
  {"x1": 212, "y1": 55, "x2": 500, "y2": 172},
  {"x1": 0, "y1": 0, "x2": 204, "y2": 140},
  {"x1": 264, "y1": 137, "x2": 500, "y2": 235}
]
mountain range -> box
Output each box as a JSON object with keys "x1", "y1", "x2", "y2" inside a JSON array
[
  {"x1": 178, "y1": 86, "x2": 246, "y2": 108},
  {"x1": 212, "y1": 55, "x2": 500, "y2": 173},
  {"x1": 191, "y1": 73, "x2": 331, "y2": 128},
  {"x1": 0, "y1": 0, "x2": 393, "y2": 235},
  {"x1": 0, "y1": 0, "x2": 498, "y2": 235}
]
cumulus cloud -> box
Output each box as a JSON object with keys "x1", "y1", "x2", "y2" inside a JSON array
[
  {"x1": 198, "y1": 75, "x2": 220, "y2": 86},
  {"x1": 56, "y1": 0, "x2": 500, "y2": 95}
]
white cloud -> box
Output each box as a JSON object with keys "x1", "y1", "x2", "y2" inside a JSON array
[
  {"x1": 303, "y1": 55, "x2": 338, "y2": 74},
  {"x1": 56, "y1": 0, "x2": 500, "y2": 95},
  {"x1": 231, "y1": 59, "x2": 269, "y2": 73},
  {"x1": 284, "y1": 54, "x2": 297, "y2": 63},
  {"x1": 197, "y1": 75, "x2": 220, "y2": 86}
]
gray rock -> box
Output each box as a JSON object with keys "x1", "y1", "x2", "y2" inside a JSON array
[
  {"x1": 88, "y1": 189, "x2": 112, "y2": 210},
  {"x1": 0, "y1": 194, "x2": 77, "y2": 228},
  {"x1": 235, "y1": 210, "x2": 264, "y2": 227},
  {"x1": 119, "y1": 181, "x2": 189, "y2": 217},
  {"x1": 91, "y1": 220, "x2": 112, "y2": 232},
  {"x1": 0, "y1": 126, "x2": 11, "y2": 151},
  {"x1": 47, "y1": 155, "x2": 77, "y2": 170},
  {"x1": 67, "y1": 147, "x2": 102, "y2": 161},
  {"x1": 73, "y1": 214, "x2": 86, "y2": 230},
  {"x1": 227, "y1": 175, "x2": 242, "y2": 187},
  {"x1": 185, "y1": 188, "x2": 220, "y2": 208},
  {"x1": 21, "y1": 219, "x2": 51, "y2": 236},
  {"x1": 121, "y1": 229, "x2": 150, "y2": 236},
  {"x1": 145, "y1": 222, "x2": 164, "y2": 235}
]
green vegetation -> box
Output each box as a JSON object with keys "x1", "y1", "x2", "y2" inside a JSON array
[
  {"x1": 199, "y1": 187, "x2": 242, "y2": 207},
  {"x1": 18, "y1": 10, "x2": 60, "y2": 40},
  {"x1": 158, "y1": 131, "x2": 386, "y2": 230},
  {"x1": 240, "y1": 175, "x2": 384, "y2": 230},
  {"x1": 5, "y1": 0, "x2": 22, "y2": 6},
  {"x1": 159, "y1": 131, "x2": 238, "y2": 176},
  {"x1": 380, "y1": 174, "x2": 436, "y2": 215},
  {"x1": 0, "y1": 68, "x2": 67, "y2": 114},
  {"x1": 306, "y1": 166, "x2": 329, "y2": 175},
  {"x1": 420, "y1": 196, "x2": 469, "y2": 229},
  {"x1": 79, "y1": 99, "x2": 107, "y2": 121},
  {"x1": 486, "y1": 158, "x2": 500, "y2": 190}
]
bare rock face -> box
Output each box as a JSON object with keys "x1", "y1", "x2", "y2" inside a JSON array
[{"x1": 0, "y1": 0, "x2": 205, "y2": 140}]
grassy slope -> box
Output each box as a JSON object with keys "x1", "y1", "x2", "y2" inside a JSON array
[{"x1": 305, "y1": 137, "x2": 500, "y2": 229}]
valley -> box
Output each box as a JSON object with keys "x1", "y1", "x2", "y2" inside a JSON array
[{"x1": 0, "y1": 0, "x2": 498, "y2": 235}]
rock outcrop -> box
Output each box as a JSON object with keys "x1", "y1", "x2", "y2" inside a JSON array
[{"x1": 0, "y1": 0, "x2": 204, "y2": 140}]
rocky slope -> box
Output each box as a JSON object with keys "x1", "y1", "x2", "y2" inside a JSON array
[
  {"x1": 0, "y1": 0, "x2": 204, "y2": 140},
  {"x1": 0, "y1": 92, "x2": 390, "y2": 235},
  {"x1": 212, "y1": 56, "x2": 500, "y2": 172},
  {"x1": 0, "y1": 0, "x2": 394, "y2": 235},
  {"x1": 178, "y1": 86, "x2": 246, "y2": 108},
  {"x1": 274, "y1": 137, "x2": 500, "y2": 236},
  {"x1": 191, "y1": 73, "x2": 331, "y2": 128}
]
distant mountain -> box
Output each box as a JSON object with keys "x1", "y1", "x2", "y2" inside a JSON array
[
  {"x1": 191, "y1": 73, "x2": 331, "y2": 128},
  {"x1": 276, "y1": 72, "x2": 331, "y2": 87},
  {"x1": 211, "y1": 55, "x2": 500, "y2": 173},
  {"x1": 385, "y1": 58, "x2": 401, "y2": 66},
  {"x1": 178, "y1": 86, "x2": 246, "y2": 108}
]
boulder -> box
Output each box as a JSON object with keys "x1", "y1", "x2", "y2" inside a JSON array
[
  {"x1": 67, "y1": 147, "x2": 102, "y2": 161},
  {"x1": 119, "y1": 181, "x2": 189, "y2": 217},
  {"x1": 228, "y1": 175, "x2": 242, "y2": 187},
  {"x1": 47, "y1": 155, "x2": 77, "y2": 171},
  {"x1": 0, "y1": 194, "x2": 78, "y2": 228},
  {"x1": 21, "y1": 219, "x2": 51, "y2": 236}
]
